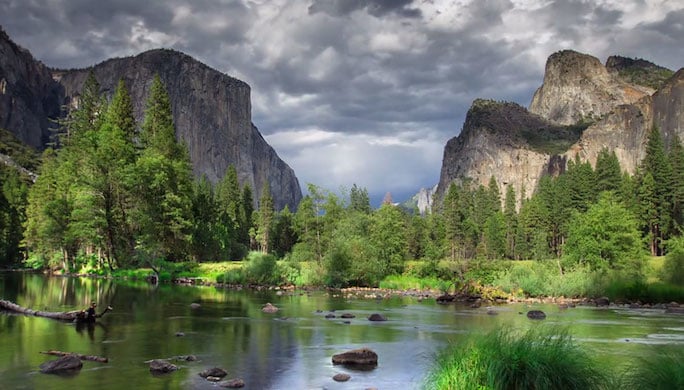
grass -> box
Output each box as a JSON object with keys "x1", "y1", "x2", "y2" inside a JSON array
[
  {"x1": 379, "y1": 274, "x2": 450, "y2": 292},
  {"x1": 620, "y1": 349, "x2": 684, "y2": 390},
  {"x1": 425, "y1": 327, "x2": 610, "y2": 390}
]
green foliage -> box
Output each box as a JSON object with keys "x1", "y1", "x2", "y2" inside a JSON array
[
  {"x1": 493, "y1": 261, "x2": 596, "y2": 298},
  {"x1": 564, "y1": 193, "x2": 645, "y2": 275},
  {"x1": 662, "y1": 236, "x2": 684, "y2": 285},
  {"x1": 243, "y1": 251, "x2": 281, "y2": 285},
  {"x1": 425, "y1": 327, "x2": 610, "y2": 390},
  {"x1": 0, "y1": 127, "x2": 41, "y2": 171},
  {"x1": 620, "y1": 349, "x2": 684, "y2": 390}
]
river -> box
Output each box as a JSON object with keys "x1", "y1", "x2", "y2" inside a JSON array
[{"x1": 1, "y1": 272, "x2": 683, "y2": 389}]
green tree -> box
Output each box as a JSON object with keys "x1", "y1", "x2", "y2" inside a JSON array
[
  {"x1": 190, "y1": 176, "x2": 220, "y2": 261},
  {"x1": 370, "y1": 203, "x2": 407, "y2": 279},
  {"x1": 349, "y1": 183, "x2": 371, "y2": 214},
  {"x1": 594, "y1": 148, "x2": 622, "y2": 193},
  {"x1": 668, "y1": 135, "x2": 684, "y2": 230},
  {"x1": 564, "y1": 193, "x2": 645, "y2": 275},
  {"x1": 639, "y1": 127, "x2": 672, "y2": 255},
  {"x1": 134, "y1": 75, "x2": 194, "y2": 262},
  {"x1": 503, "y1": 185, "x2": 518, "y2": 259},
  {"x1": 256, "y1": 182, "x2": 274, "y2": 253},
  {"x1": 215, "y1": 165, "x2": 244, "y2": 260}
]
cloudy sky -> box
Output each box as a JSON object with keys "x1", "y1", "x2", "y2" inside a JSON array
[{"x1": 1, "y1": 0, "x2": 683, "y2": 205}]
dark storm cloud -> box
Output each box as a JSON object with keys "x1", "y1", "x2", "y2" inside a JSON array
[
  {"x1": 308, "y1": 0, "x2": 422, "y2": 18},
  {"x1": 0, "y1": 0, "x2": 682, "y2": 203}
]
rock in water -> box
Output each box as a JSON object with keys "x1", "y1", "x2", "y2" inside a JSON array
[
  {"x1": 199, "y1": 367, "x2": 228, "y2": 378},
  {"x1": 262, "y1": 303, "x2": 279, "y2": 313},
  {"x1": 220, "y1": 378, "x2": 245, "y2": 388},
  {"x1": 332, "y1": 348, "x2": 378, "y2": 368},
  {"x1": 39, "y1": 355, "x2": 83, "y2": 374},
  {"x1": 333, "y1": 373, "x2": 351, "y2": 382},
  {"x1": 149, "y1": 359, "x2": 179, "y2": 374},
  {"x1": 526, "y1": 310, "x2": 547, "y2": 320},
  {"x1": 368, "y1": 313, "x2": 387, "y2": 322}
]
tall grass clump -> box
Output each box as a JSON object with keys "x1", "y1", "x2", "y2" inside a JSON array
[
  {"x1": 620, "y1": 349, "x2": 684, "y2": 389},
  {"x1": 425, "y1": 327, "x2": 609, "y2": 390}
]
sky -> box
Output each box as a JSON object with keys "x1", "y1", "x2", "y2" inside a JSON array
[{"x1": 1, "y1": 0, "x2": 683, "y2": 206}]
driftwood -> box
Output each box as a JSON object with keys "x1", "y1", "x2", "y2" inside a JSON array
[
  {"x1": 41, "y1": 350, "x2": 109, "y2": 363},
  {"x1": 0, "y1": 299, "x2": 112, "y2": 322}
]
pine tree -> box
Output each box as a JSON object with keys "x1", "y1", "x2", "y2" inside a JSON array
[
  {"x1": 639, "y1": 127, "x2": 672, "y2": 255},
  {"x1": 256, "y1": 182, "x2": 274, "y2": 253},
  {"x1": 669, "y1": 135, "x2": 684, "y2": 230},
  {"x1": 106, "y1": 79, "x2": 136, "y2": 141},
  {"x1": 349, "y1": 183, "x2": 371, "y2": 214},
  {"x1": 134, "y1": 75, "x2": 194, "y2": 262},
  {"x1": 503, "y1": 185, "x2": 518, "y2": 259},
  {"x1": 594, "y1": 148, "x2": 622, "y2": 193}
]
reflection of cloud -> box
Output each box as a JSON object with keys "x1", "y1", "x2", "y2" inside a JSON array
[{"x1": 1, "y1": 0, "x2": 682, "y2": 203}]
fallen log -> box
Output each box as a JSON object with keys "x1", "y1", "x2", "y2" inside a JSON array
[
  {"x1": 40, "y1": 350, "x2": 109, "y2": 363},
  {"x1": 0, "y1": 299, "x2": 112, "y2": 322}
]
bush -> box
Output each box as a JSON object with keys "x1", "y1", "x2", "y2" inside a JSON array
[
  {"x1": 425, "y1": 327, "x2": 610, "y2": 390},
  {"x1": 324, "y1": 240, "x2": 351, "y2": 288},
  {"x1": 663, "y1": 237, "x2": 684, "y2": 285},
  {"x1": 493, "y1": 261, "x2": 597, "y2": 298},
  {"x1": 243, "y1": 251, "x2": 281, "y2": 285}
]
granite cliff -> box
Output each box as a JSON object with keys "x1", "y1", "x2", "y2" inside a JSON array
[
  {"x1": 0, "y1": 27, "x2": 62, "y2": 149},
  {"x1": 0, "y1": 28, "x2": 301, "y2": 211},
  {"x1": 436, "y1": 50, "x2": 682, "y2": 208}
]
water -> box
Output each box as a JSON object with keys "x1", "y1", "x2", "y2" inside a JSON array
[{"x1": 1, "y1": 272, "x2": 683, "y2": 389}]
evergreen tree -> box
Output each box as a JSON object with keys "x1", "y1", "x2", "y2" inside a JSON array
[
  {"x1": 349, "y1": 183, "x2": 371, "y2": 214},
  {"x1": 106, "y1": 79, "x2": 136, "y2": 141},
  {"x1": 639, "y1": 127, "x2": 672, "y2": 255},
  {"x1": 370, "y1": 203, "x2": 407, "y2": 278},
  {"x1": 256, "y1": 182, "x2": 274, "y2": 253},
  {"x1": 271, "y1": 206, "x2": 297, "y2": 258},
  {"x1": 239, "y1": 185, "x2": 255, "y2": 250},
  {"x1": 503, "y1": 185, "x2": 518, "y2": 259},
  {"x1": 669, "y1": 135, "x2": 684, "y2": 230},
  {"x1": 134, "y1": 75, "x2": 194, "y2": 262},
  {"x1": 594, "y1": 148, "x2": 622, "y2": 193},
  {"x1": 215, "y1": 165, "x2": 244, "y2": 259},
  {"x1": 190, "y1": 176, "x2": 220, "y2": 261}
]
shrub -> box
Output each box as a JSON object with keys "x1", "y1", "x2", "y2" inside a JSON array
[
  {"x1": 425, "y1": 327, "x2": 610, "y2": 390},
  {"x1": 663, "y1": 237, "x2": 684, "y2": 285},
  {"x1": 243, "y1": 251, "x2": 281, "y2": 285}
]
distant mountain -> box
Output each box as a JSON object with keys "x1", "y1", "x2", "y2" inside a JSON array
[
  {"x1": 435, "y1": 49, "x2": 682, "y2": 206},
  {"x1": 0, "y1": 26, "x2": 301, "y2": 210}
]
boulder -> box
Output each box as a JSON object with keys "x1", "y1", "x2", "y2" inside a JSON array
[
  {"x1": 39, "y1": 355, "x2": 83, "y2": 374},
  {"x1": 595, "y1": 297, "x2": 610, "y2": 307},
  {"x1": 368, "y1": 313, "x2": 387, "y2": 322},
  {"x1": 526, "y1": 310, "x2": 546, "y2": 320},
  {"x1": 332, "y1": 348, "x2": 378, "y2": 368},
  {"x1": 199, "y1": 367, "x2": 228, "y2": 378},
  {"x1": 149, "y1": 359, "x2": 179, "y2": 374},
  {"x1": 190, "y1": 303, "x2": 201, "y2": 309},
  {"x1": 340, "y1": 313, "x2": 356, "y2": 319},
  {"x1": 333, "y1": 373, "x2": 351, "y2": 382},
  {"x1": 666, "y1": 306, "x2": 684, "y2": 314},
  {"x1": 262, "y1": 303, "x2": 279, "y2": 313},
  {"x1": 325, "y1": 313, "x2": 336, "y2": 319},
  {"x1": 220, "y1": 378, "x2": 245, "y2": 388},
  {"x1": 175, "y1": 332, "x2": 185, "y2": 337}
]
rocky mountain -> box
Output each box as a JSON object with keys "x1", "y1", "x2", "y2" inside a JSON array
[
  {"x1": 529, "y1": 50, "x2": 653, "y2": 126},
  {"x1": 436, "y1": 49, "x2": 682, "y2": 207},
  {"x1": 401, "y1": 184, "x2": 436, "y2": 215},
  {"x1": 0, "y1": 28, "x2": 62, "y2": 150},
  {"x1": 0, "y1": 27, "x2": 301, "y2": 211}
]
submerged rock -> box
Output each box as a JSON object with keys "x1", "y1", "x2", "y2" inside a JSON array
[
  {"x1": 262, "y1": 303, "x2": 279, "y2": 313},
  {"x1": 39, "y1": 355, "x2": 83, "y2": 374},
  {"x1": 149, "y1": 359, "x2": 179, "y2": 374},
  {"x1": 220, "y1": 378, "x2": 245, "y2": 388},
  {"x1": 199, "y1": 367, "x2": 227, "y2": 378},
  {"x1": 333, "y1": 373, "x2": 351, "y2": 382}
]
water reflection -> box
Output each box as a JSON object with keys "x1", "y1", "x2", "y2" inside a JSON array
[{"x1": 1, "y1": 272, "x2": 684, "y2": 389}]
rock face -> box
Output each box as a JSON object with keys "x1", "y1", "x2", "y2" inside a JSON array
[
  {"x1": 566, "y1": 69, "x2": 684, "y2": 173},
  {"x1": 435, "y1": 99, "x2": 574, "y2": 205},
  {"x1": 0, "y1": 29, "x2": 301, "y2": 211},
  {"x1": 0, "y1": 27, "x2": 62, "y2": 149},
  {"x1": 55, "y1": 49, "x2": 301, "y2": 210},
  {"x1": 436, "y1": 50, "x2": 682, "y2": 207},
  {"x1": 529, "y1": 50, "x2": 651, "y2": 125}
]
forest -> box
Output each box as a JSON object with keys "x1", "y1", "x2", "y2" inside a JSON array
[{"x1": 1, "y1": 74, "x2": 684, "y2": 300}]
